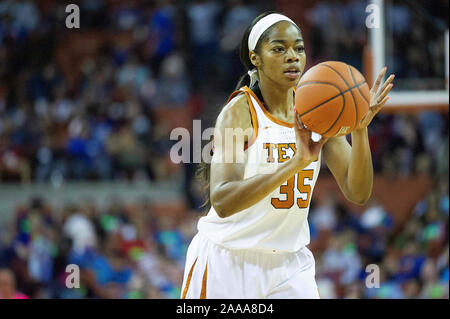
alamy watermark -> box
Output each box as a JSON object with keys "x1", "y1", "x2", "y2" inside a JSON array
[
  {"x1": 169, "y1": 120, "x2": 288, "y2": 175},
  {"x1": 65, "y1": 4, "x2": 80, "y2": 29},
  {"x1": 365, "y1": 264, "x2": 380, "y2": 288},
  {"x1": 65, "y1": 264, "x2": 80, "y2": 288},
  {"x1": 64, "y1": 3, "x2": 380, "y2": 32},
  {"x1": 366, "y1": 3, "x2": 381, "y2": 29}
]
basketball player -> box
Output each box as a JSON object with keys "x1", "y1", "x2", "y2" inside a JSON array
[{"x1": 181, "y1": 12, "x2": 394, "y2": 299}]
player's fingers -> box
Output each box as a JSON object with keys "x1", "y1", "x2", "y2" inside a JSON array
[
  {"x1": 293, "y1": 109, "x2": 303, "y2": 130},
  {"x1": 371, "y1": 67, "x2": 387, "y2": 94},
  {"x1": 298, "y1": 117, "x2": 313, "y2": 139},
  {"x1": 359, "y1": 115, "x2": 368, "y2": 128},
  {"x1": 376, "y1": 83, "x2": 393, "y2": 103},
  {"x1": 296, "y1": 118, "x2": 314, "y2": 146},
  {"x1": 293, "y1": 114, "x2": 303, "y2": 138},
  {"x1": 377, "y1": 74, "x2": 395, "y2": 95},
  {"x1": 374, "y1": 96, "x2": 389, "y2": 114},
  {"x1": 293, "y1": 119, "x2": 301, "y2": 135},
  {"x1": 296, "y1": 115, "x2": 307, "y2": 132},
  {"x1": 360, "y1": 112, "x2": 372, "y2": 128}
]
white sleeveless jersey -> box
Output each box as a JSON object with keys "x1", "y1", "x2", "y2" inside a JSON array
[{"x1": 197, "y1": 86, "x2": 321, "y2": 253}]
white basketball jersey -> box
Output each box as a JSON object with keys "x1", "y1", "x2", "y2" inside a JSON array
[{"x1": 197, "y1": 86, "x2": 321, "y2": 253}]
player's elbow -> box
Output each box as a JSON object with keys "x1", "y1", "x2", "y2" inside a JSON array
[
  {"x1": 210, "y1": 190, "x2": 230, "y2": 218},
  {"x1": 349, "y1": 192, "x2": 371, "y2": 206},
  {"x1": 210, "y1": 182, "x2": 237, "y2": 218},
  {"x1": 352, "y1": 197, "x2": 370, "y2": 206},
  {"x1": 213, "y1": 206, "x2": 229, "y2": 218},
  {"x1": 211, "y1": 201, "x2": 231, "y2": 218},
  {"x1": 343, "y1": 181, "x2": 372, "y2": 206}
]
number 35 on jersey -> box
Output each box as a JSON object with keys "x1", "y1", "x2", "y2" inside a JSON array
[{"x1": 262, "y1": 142, "x2": 318, "y2": 210}]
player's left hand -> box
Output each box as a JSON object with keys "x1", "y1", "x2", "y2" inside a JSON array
[{"x1": 357, "y1": 67, "x2": 395, "y2": 130}]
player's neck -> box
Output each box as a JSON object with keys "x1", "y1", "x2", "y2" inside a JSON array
[{"x1": 258, "y1": 77, "x2": 294, "y2": 120}]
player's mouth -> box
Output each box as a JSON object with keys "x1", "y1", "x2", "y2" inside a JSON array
[{"x1": 283, "y1": 68, "x2": 301, "y2": 79}]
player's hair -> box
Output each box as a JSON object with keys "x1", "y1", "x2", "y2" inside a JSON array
[{"x1": 196, "y1": 11, "x2": 300, "y2": 213}]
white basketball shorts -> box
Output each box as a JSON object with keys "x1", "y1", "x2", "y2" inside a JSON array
[{"x1": 180, "y1": 232, "x2": 320, "y2": 299}]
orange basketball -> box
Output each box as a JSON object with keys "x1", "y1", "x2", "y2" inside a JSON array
[{"x1": 295, "y1": 61, "x2": 370, "y2": 138}]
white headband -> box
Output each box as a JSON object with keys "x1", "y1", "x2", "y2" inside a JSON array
[
  {"x1": 247, "y1": 14, "x2": 297, "y2": 87},
  {"x1": 248, "y1": 13, "x2": 297, "y2": 51}
]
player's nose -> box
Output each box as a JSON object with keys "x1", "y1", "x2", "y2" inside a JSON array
[{"x1": 285, "y1": 47, "x2": 300, "y2": 63}]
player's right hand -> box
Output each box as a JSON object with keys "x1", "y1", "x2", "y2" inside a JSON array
[{"x1": 292, "y1": 109, "x2": 328, "y2": 164}]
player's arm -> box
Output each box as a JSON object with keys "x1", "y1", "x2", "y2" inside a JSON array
[
  {"x1": 323, "y1": 67, "x2": 395, "y2": 205},
  {"x1": 210, "y1": 96, "x2": 323, "y2": 218},
  {"x1": 322, "y1": 133, "x2": 373, "y2": 205}
]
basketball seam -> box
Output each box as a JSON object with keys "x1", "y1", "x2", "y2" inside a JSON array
[
  {"x1": 297, "y1": 81, "x2": 344, "y2": 92},
  {"x1": 348, "y1": 65, "x2": 371, "y2": 132},
  {"x1": 320, "y1": 94, "x2": 346, "y2": 136},
  {"x1": 320, "y1": 63, "x2": 359, "y2": 130},
  {"x1": 346, "y1": 65, "x2": 360, "y2": 130},
  {"x1": 297, "y1": 81, "x2": 366, "y2": 118},
  {"x1": 348, "y1": 66, "x2": 369, "y2": 105}
]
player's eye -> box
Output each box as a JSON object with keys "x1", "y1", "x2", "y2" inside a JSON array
[
  {"x1": 296, "y1": 46, "x2": 305, "y2": 52},
  {"x1": 272, "y1": 47, "x2": 285, "y2": 53}
]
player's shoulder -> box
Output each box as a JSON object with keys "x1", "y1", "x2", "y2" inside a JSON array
[
  {"x1": 216, "y1": 91, "x2": 252, "y2": 130},
  {"x1": 222, "y1": 91, "x2": 249, "y2": 117}
]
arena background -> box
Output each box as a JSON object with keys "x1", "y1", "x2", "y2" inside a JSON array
[{"x1": 0, "y1": 0, "x2": 448, "y2": 299}]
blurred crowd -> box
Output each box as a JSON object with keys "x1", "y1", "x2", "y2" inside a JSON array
[
  {"x1": 0, "y1": 178, "x2": 447, "y2": 299},
  {"x1": 0, "y1": 0, "x2": 449, "y2": 299},
  {"x1": 385, "y1": 0, "x2": 448, "y2": 90},
  {"x1": 0, "y1": 196, "x2": 199, "y2": 299},
  {"x1": 0, "y1": 0, "x2": 448, "y2": 185},
  {"x1": 305, "y1": 0, "x2": 368, "y2": 70},
  {"x1": 0, "y1": 0, "x2": 268, "y2": 185},
  {"x1": 310, "y1": 177, "x2": 448, "y2": 299},
  {"x1": 304, "y1": 0, "x2": 449, "y2": 90}
]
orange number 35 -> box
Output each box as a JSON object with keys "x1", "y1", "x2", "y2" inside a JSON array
[{"x1": 271, "y1": 169, "x2": 314, "y2": 209}]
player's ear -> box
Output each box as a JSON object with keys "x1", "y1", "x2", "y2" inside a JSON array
[{"x1": 249, "y1": 51, "x2": 261, "y2": 68}]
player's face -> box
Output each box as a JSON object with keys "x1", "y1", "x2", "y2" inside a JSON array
[{"x1": 258, "y1": 22, "x2": 306, "y2": 88}]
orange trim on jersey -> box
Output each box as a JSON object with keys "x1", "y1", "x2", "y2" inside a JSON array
[
  {"x1": 181, "y1": 257, "x2": 198, "y2": 299},
  {"x1": 200, "y1": 261, "x2": 208, "y2": 299},
  {"x1": 227, "y1": 88, "x2": 258, "y2": 150},
  {"x1": 242, "y1": 86, "x2": 294, "y2": 128}
]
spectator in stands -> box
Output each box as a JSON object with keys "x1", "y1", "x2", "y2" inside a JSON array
[
  {"x1": 147, "y1": 0, "x2": 176, "y2": 77},
  {"x1": 186, "y1": 0, "x2": 222, "y2": 91},
  {"x1": 0, "y1": 268, "x2": 29, "y2": 299},
  {"x1": 219, "y1": 0, "x2": 257, "y2": 90}
]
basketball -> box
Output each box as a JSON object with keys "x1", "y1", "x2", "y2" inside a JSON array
[{"x1": 295, "y1": 61, "x2": 370, "y2": 138}]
